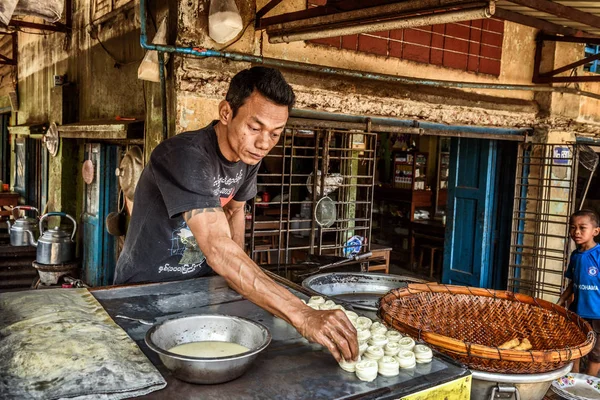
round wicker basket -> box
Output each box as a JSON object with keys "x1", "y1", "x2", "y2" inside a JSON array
[{"x1": 378, "y1": 284, "x2": 596, "y2": 374}]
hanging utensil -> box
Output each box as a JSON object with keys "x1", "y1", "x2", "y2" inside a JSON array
[
  {"x1": 116, "y1": 146, "x2": 143, "y2": 202},
  {"x1": 106, "y1": 189, "x2": 127, "y2": 236},
  {"x1": 314, "y1": 196, "x2": 336, "y2": 228},
  {"x1": 296, "y1": 252, "x2": 373, "y2": 278}
]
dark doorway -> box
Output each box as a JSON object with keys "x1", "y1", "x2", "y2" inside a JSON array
[{"x1": 0, "y1": 113, "x2": 9, "y2": 185}]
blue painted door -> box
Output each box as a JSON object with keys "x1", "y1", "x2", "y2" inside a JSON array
[
  {"x1": 443, "y1": 138, "x2": 497, "y2": 287},
  {"x1": 82, "y1": 143, "x2": 118, "y2": 287}
]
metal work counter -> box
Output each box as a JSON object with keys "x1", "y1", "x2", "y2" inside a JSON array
[{"x1": 92, "y1": 276, "x2": 470, "y2": 399}]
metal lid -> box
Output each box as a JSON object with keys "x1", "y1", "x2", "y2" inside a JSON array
[
  {"x1": 12, "y1": 217, "x2": 38, "y2": 229},
  {"x1": 40, "y1": 227, "x2": 72, "y2": 241}
]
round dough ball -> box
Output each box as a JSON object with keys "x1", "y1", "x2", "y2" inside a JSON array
[
  {"x1": 357, "y1": 329, "x2": 372, "y2": 344},
  {"x1": 386, "y1": 330, "x2": 403, "y2": 343},
  {"x1": 378, "y1": 356, "x2": 400, "y2": 377},
  {"x1": 355, "y1": 359, "x2": 378, "y2": 382},
  {"x1": 414, "y1": 344, "x2": 433, "y2": 363},
  {"x1": 396, "y1": 350, "x2": 416, "y2": 369},
  {"x1": 356, "y1": 317, "x2": 373, "y2": 331},
  {"x1": 319, "y1": 300, "x2": 337, "y2": 310},
  {"x1": 370, "y1": 322, "x2": 388, "y2": 336},
  {"x1": 358, "y1": 341, "x2": 369, "y2": 356},
  {"x1": 363, "y1": 345, "x2": 384, "y2": 361},
  {"x1": 384, "y1": 342, "x2": 401, "y2": 357},
  {"x1": 398, "y1": 337, "x2": 415, "y2": 352},
  {"x1": 308, "y1": 296, "x2": 325, "y2": 305},
  {"x1": 368, "y1": 334, "x2": 389, "y2": 348},
  {"x1": 339, "y1": 356, "x2": 361, "y2": 373}
]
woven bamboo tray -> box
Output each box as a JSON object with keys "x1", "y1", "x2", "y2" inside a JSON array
[{"x1": 378, "y1": 284, "x2": 596, "y2": 374}]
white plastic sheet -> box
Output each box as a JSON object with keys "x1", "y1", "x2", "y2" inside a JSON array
[
  {"x1": 0, "y1": 0, "x2": 63, "y2": 26},
  {"x1": 208, "y1": 0, "x2": 243, "y2": 44}
]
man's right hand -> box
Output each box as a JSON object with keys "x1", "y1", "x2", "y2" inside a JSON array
[{"x1": 294, "y1": 307, "x2": 359, "y2": 363}]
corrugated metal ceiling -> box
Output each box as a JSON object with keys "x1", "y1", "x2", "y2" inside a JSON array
[{"x1": 497, "y1": 1, "x2": 600, "y2": 36}]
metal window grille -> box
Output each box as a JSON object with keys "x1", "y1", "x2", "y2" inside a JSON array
[
  {"x1": 247, "y1": 118, "x2": 377, "y2": 268},
  {"x1": 508, "y1": 143, "x2": 577, "y2": 301}
]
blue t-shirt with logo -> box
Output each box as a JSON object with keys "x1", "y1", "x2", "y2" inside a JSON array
[{"x1": 565, "y1": 244, "x2": 600, "y2": 319}]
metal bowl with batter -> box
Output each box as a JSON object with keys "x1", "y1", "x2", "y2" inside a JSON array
[{"x1": 145, "y1": 314, "x2": 271, "y2": 384}]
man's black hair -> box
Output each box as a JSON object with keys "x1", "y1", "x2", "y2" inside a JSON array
[
  {"x1": 226, "y1": 67, "x2": 295, "y2": 118},
  {"x1": 570, "y1": 209, "x2": 600, "y2": 227}
]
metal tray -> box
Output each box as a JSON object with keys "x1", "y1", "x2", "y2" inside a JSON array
[{"x1": 302, "y1": 272, "x2": 428, "y2": 311}]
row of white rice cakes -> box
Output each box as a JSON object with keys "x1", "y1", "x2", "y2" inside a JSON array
[{"x1": 306, "y1": 296, "x2": 433, "y2": 382}]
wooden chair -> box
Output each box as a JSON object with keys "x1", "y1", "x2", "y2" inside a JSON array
[
  {"x1": 253, "y1": 243, "x2": 272, "y2": 265},
  {"x1": 418, "y1": 244, "x2": 443, "y2": 279}
]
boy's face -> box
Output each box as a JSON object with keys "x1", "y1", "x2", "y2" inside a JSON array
[{"x1": 569, "y1": 215, "x2": 600, "y2": 248}]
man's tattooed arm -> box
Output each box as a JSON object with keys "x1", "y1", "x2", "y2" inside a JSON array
[{"x1": 183, "y1": 207, "x2": 224, "y2": 223}]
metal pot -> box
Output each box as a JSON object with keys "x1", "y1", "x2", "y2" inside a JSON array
[
  {"x1": 27, "y1": 212, "x2": 77, "y2": 265},
  {"x1": 470, "y1": 363, "x2": 572, "y2": 400},
  {"x1": 145, "y1": 314, "x2": 271, "y2": 384},
  {"x1": 6, "y1": 206, "x2": 39, "y2": 246}
]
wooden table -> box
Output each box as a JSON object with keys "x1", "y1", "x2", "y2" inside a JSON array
[
  {"x1": 0, "y1": 192, "x2": 19, "y2": 220},
  {"x1": 410, "y1": 219, "x2": 446, "y2": 273}
]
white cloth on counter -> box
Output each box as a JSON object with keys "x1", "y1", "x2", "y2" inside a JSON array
[{"x1": 0, "y1": 288, "x2": 166, "y2": 400}]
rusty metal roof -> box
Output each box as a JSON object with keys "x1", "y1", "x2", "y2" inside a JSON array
[{"x1": 497, "y1": 1, "x2": 600, "y2": 36}]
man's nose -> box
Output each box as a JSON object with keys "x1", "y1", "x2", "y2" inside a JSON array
[{"x1": 255, "y1": 132, "x2": 270, "y2": 150}]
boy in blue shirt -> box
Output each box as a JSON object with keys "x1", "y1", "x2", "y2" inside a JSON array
[{"x1": 558, "y1": 209, "x2": 600, "y2": 377}]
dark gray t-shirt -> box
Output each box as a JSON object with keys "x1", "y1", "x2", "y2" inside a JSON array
[{"x1": 113, "y1": 122, "x2": 259, "y2": 284}]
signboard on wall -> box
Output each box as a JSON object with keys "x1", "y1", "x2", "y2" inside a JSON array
[{"x1": 553, "y1": 146, "x2": 571, "y2": 165}]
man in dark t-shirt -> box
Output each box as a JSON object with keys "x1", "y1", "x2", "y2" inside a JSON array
[
  {"x1": 114, "y1": 121, "x2": 259, "y2": 283},
  {"x1": 113, "y1": 67, "x2": 358, "y2": 364}
]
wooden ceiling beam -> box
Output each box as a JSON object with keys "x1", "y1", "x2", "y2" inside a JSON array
[
  {"x1": 495, "y1": 8, "x2": 597, "y2": 38},
  {"x1": 508, "y1": 0, "x2": 600, "y2": 30}
]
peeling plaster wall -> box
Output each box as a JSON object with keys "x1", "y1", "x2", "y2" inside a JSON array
[
  {"x1": 579, "y1": 80, "x2": 600, "y2": 125},
  {"x1": 174, "y1": 0, "x2": 600, "y2": 137},
  {"x1": 176, "y1": 59, "x2": 539, "y2": 133},
  {"x1": 6, "y1": 2, "x2": 160, "y2": 215},
  {"x1": 16, "y1": 7, "x2": 145, "y2": 124}
]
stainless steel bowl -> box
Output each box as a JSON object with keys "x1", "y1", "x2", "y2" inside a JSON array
[
  {"x1": 145, "y1": 314, "x2": 271, "y2": 384},
  {"x1": 302, "y1": 272, "x2": 428, "y2": 311}
]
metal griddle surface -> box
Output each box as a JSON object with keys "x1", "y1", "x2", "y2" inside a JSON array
[
  {"x1": 302, "y1": 272, "x2": 428, "y2": 311},
  {"x1": 91, "y1": 276, "x2": 468, "y2": 400}
]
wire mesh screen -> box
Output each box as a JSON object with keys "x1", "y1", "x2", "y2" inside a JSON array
[
  {"x1": 508, "y1": 143, "x2": 577, "y2": 302},
  {"x1": 247, "y1": 118, "x2": 377, "y2": 266}
]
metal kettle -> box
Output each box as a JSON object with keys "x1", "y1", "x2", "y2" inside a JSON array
[
  {"x1": 27, "y1": 212, "x2": 77, "y2": 265},
  {"x1": 6, "y1": 206, "x2": 39, "y2": 246}
]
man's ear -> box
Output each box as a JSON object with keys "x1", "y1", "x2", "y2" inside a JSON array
[{"x1": 218, "y1": 100, "x2": 233, "y2": 125}]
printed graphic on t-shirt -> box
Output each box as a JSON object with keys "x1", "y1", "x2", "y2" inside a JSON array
[
  {"x1": 157, "y1": 222, "x2": 206, "y2": 276},
  {"x1": 589, "y1": 265, "x2": 599, "y2": 277},
  {"x1": 212, "y1": 171, "x2": 243, "y2": 196},
  {"x1": 170, "y1": 221, "x2": 189, "y2": 257}
]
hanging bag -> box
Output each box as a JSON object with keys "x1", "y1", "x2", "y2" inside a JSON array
[{"x1": 208, "y1": 0, "x2": 243, "y2": 44}]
